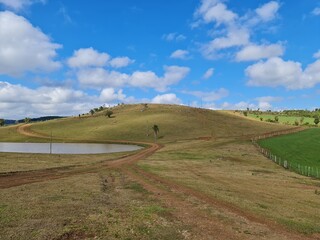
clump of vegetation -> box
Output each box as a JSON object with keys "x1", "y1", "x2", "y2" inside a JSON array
[
  {"x1": 141, "y1": 103, "x2": 148, "y2": 112},
  {"x1": 300, "y1": 117, "x2": 304, "y2": 125},
  {"x1": 245, "y1": 108, "x2": 320, "y2": 127},
  {"x1": 314, "y1": 116, "x2": 319, "y2": 126},
  {"x1": 0, "y1": 118, "x2": 4, "y2": 126},
  {"x1": 24, "y1": 117, "x2": 31, "y2": 123},
  {"x1": 105, "y1": 110, "x2": 114, "y2": 118},
  {"x1": 89, "y1": 105, "x2": 105, "y2": 115},
  {"x1": 152, "y1": 125, "x2": 159, "y2": 142}
]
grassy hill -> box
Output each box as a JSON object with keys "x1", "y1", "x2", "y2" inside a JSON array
[{"x1": 21, "y1": 104, "x2": 291, "y2": 143}]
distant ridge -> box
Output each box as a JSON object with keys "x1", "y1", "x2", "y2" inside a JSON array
[{"x1": 4, "y1": 116, "x2": 65, "y2": 125}]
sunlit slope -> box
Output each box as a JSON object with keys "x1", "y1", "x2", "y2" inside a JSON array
[{"x1": 29, "y1": 104, "x2": 291, "y2": 142}]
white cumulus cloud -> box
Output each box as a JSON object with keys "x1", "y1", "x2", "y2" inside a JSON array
[
  {"x1": 194, "y1": 1, "x2": 282, "y2": 60},
  {"x1": 77, "y1": 68, "x2": 129, "y2": 88},
  {"x1": 131, "y1": 65, "x2": 190, "y2": 92},
  {"x1": 201, "y1": 27, "x2": 250, "y2": 59},
  {"x1": 162, "y1": 32, "x2": 186, "y2": 41},
  {"x1": 99, "y1": 88, "x2": 126, "y2": 102},
  {"x1": 76, "y1": 65, "x2": 190, "y2": 92},
  {"x1": 203, "y1": 68, "x2": 214, "y2": 79},
  {"x1": 68, "y1": 48, "x2": 134, "y2": 69},
  {"x1": 151, "y1": 93, "x2": 182, "y2": 104},
  {"x1": 195, "y1": 0, "x2": 238, "y2": 25},
  {"x1": 246, "y1": 57, "x2": 320, "y2": 89},
  {"x1": 67, "y1": 48, "x2": 110, "y2": 68},
  {"x1": 0, "y1": 11, "x2": 61, "y2": 77},
  {"x1": 0, "y1": 81, "x2": 100, "y2": 118},
  {"x1": 236, "y1": 43, "x2": 284, "y2": 61},
  {"x1": 109, "y1": 56, "x2": 135, "y2": 68},
  {"x1": 0, "y1": 0, "x2": 45, "y2": 11},
  {"x1": 170, "y1": 49, "x2": 190, "y2": 60},
  {"x1": 255, "y1": 1, "x2": 280, "y2": 22}
]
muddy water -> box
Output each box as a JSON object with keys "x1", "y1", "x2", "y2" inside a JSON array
[{"x1": 0, "y1": 142, "x2": 142, "y2": 154}]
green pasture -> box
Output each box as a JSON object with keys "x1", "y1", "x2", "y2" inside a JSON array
[
  {"x1": 248, "y1": 113, "x2": 315, "y2": 125},
  {"x1": 258, "y1": 128, "x2": 320, "y2": 176}
]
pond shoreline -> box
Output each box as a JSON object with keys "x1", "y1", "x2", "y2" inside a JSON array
[{"x1": 0, "y1": 142, "x2": 143, "y2": 155}]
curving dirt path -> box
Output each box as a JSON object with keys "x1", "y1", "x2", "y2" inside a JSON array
[{"x1": 2, "y1": 124, "x2": 318, "y2": 239}]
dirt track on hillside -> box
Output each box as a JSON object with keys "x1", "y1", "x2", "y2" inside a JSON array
[{"x1": 1, "y1": 124, "x2": 318, "y2": 240}]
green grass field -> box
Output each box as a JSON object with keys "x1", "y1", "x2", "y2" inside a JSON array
[
  {"x1": 248, "y1": 113, "x2": 315, "y2": 125},
  {"x1": 258, "y1": 128, "x2": 320, "y2": 177}
]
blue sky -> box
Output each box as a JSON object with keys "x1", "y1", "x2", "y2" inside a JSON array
[{"x1": 0, "y1": 0, "x2": 320, "y2": 119}]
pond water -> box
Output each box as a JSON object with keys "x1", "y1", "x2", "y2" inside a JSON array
[{"x1": 0, "y1": 142, "x2": 142, "y2": 154}]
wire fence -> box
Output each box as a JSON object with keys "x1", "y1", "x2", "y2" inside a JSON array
[{"x1": 251, "y1": 128, "x2": 320, "y2": 179}]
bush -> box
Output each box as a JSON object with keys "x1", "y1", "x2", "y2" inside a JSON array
[{"x1": 105, "y1": 110, "x2": 114, "y2": 118}]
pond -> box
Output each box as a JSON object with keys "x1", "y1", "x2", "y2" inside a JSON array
[{"x1": 0, "y1": 142, "x2": 143, "y2": 154}]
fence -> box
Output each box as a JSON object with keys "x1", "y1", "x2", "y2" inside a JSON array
[{"x1": 251, "y1": 127, "x2": 320, "y2": 179}]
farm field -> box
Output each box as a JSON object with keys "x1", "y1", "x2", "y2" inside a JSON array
[
  {"x1": 0, "y1": 104, "x2": 319, "y2": 240},
  {"x1": 248, "y1": 113, "x2": 315, "y2": 125},
  {"x1": 258, "y1": 128, "x2": 320, "y2": 177}
]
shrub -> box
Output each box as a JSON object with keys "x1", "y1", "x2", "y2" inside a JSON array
[{"x1": 105, "y1": 110, "x2": 114, "y2": 118}]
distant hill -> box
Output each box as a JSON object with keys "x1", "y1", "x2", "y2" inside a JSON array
[
  {"x1": 4, "y1": 116, "x2": 65, "y2": 125},
  {"x1": 27, "y1": 104, "x2": 291, "y2": 143}
]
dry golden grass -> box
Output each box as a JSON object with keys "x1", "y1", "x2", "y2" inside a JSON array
[
  {"x1": 138, "y1": 138, "x2": 320, "y2": 234},
  {"x1": 23, "y1": 104, "x2": 290, "y2": 143},
  {"x1": 0, "y1": 152, "x2": 128, "y2": 173},
  {"x1": 0, "y1": 170, "x2": 186, "y2": 240}
]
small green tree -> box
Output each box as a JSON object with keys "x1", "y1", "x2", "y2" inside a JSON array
[
  {"x1": 274, "y1": 116, "x2": 279, "y2": 122},
  {"x1": 314, "y1": 116, "x2": 319, "y2": 126},
  {"x1": 105, "y1": 110, "x2": 113, "y2": 118},
  {"x1": 89, "y1": 109, "x2": 95, "y2": 115},
  {"x1": 152, "y1": 125, "x2": 159, "y2": 142},
  {"x1": 300, "y1": 117, "x2": 304, "y2": 125},
  {"x1": 0, "y1": 119, "x2": 4, "y2": 126},
  {"x1": 24, "y1": 117, "x2": 31, "y2": 123},
  {"x1": 294, "y1": 120, "x2": 299, "y2": 126},
  {"x1": 260, "y1": 117, "x2": 263, "y2": 121},
  {"x1": 243, "y1": 111, "x2": 248, "y2": 117},
  {"x1": 141, "y1": 103, "x2": 148, "y2": 111}
]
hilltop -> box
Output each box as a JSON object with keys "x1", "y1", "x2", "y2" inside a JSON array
[{"x1": 25, "y1": 104, "x2": 290, "y2": 143}]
